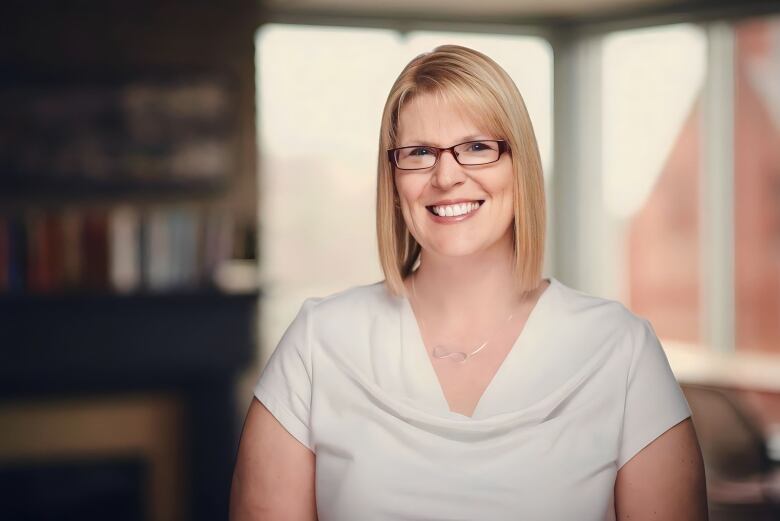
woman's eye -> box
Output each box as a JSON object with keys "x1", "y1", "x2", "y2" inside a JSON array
[
  {"x1": 468, "y1": 142, "x2": 490, "y2": 151},
  {"x1": 409, "y1": 147, "x2": 432, "y2": 156}
]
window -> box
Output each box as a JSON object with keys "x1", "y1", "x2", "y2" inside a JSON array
[
  {"x1": 601, "y1": 23, "x2": 707, "y2": 349},
  {"x1": 733, "y1": 15, "x2": 780, "y2": 356}
]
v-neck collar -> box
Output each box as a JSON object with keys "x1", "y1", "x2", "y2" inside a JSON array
[{"x1": 398, "y1": 277, "x2": 559, "y2": 420}]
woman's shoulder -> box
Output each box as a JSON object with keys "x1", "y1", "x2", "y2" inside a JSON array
[
  {"x1": 551, "y1": 277, "x2": 650, "y2": 340},
  {"x1": 290, "y1": 280, "x2": 399, "y2": 354},
  {"x1": 301, "y1": 279, "x2": 397, "y2": 323},
  {"x1": 547, "y1": 279, "x2": 664, "y2": 385}
]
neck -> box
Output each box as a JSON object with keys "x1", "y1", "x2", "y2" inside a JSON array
[{"x1": 409, "y1": 235, "x2": 533, "y2": 327}]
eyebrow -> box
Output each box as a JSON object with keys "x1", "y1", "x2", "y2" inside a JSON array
[{"x1": 399, "y1": 134, "x2": 491, "y2": 147}]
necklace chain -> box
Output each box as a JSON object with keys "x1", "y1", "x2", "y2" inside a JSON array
[{"x1": 410, "y1": 272, "x2": 515, "y2": 363}]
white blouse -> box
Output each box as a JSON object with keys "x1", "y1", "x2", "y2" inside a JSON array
[{"x1": 253, "y1": 276, "x2": 692, "y2": 521}]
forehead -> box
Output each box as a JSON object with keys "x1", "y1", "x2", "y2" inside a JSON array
[{"x1": 396, "y1": 91, "x2": 492, "y2": 146}]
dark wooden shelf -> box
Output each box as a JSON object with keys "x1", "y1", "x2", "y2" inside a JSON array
[{"x1": 0, "y1": 289, "x2": 260, "y2": 396}]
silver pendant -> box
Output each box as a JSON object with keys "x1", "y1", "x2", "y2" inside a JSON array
[
  {"x1": 432, "y1": 345, "x2": 468, "y2": 362},
  {"x1": 431, "y1": 340, "x2": 489, "y2": 363}
]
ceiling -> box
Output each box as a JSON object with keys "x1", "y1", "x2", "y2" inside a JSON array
[{"x1": 263, "y1": 0, "x2": 690, "y2": 20}]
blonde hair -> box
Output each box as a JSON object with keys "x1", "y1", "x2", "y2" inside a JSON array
[{"x1": 376, "y1": 44, "x2": 546, "y2": 298}]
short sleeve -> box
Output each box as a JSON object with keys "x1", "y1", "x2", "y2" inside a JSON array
[
  {"x1": 617, "y1": 317, "x2": 692, "y2": 469},
  {"x1": 253, "y1": 298, "x2": 316, "y2": 451}
]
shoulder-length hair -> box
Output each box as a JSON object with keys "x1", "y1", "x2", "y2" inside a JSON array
[{"x1": 376, "y1": 44, "x2": 546, "y2": 298}]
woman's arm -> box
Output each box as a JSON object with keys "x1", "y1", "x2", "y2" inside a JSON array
[
  {"x1": 230, "y1": 398, "x2": 317, "y2": 521},
  {"x1": 614, "y1": 417, "x2": 708, "y2": 520}
]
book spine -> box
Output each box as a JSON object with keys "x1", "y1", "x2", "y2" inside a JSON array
[
  {"x1": 8, "y1": 214, "x2": 27, "y2": 292},
  {"x1": 61, "y1": 208, "x2": 83, "y2": 290},
  {"x1": 110, "y1": 205, "x2": 141, "y2": 293},
  {"x1": 0, "y1": 216, "x2": 8, "y2": 292},
  {"x1": 82, "y1": 210, "x2": 109, "y2": 292}
]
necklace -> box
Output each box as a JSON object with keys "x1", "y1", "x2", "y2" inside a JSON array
[{"x1": 410, "y1": 273, "x2": 516, "y2": 363}]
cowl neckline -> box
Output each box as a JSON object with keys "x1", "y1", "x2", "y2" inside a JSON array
[
  {"x1": 399, "y1": 277, "x2": 558, "y2": 420},
  {"x1": 329, "y1": 276, "x2": 618, "y2": 442}
]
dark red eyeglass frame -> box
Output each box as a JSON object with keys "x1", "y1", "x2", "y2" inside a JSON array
[{"x1": 387, "y1": 140, "x2": 511, "y2": 170}]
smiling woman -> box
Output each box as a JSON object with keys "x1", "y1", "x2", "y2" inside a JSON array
[{"x1": 230, "y1": 44, "x2": 708, "y2": 521}]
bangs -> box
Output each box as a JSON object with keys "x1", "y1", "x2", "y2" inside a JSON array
[{"x1": 391, "y1": 79, "x2": 507, "y2": 148}]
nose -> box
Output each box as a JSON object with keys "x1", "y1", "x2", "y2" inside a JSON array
[{"x1": 431, "y1": 149, "x2": 466, "y2": 190}]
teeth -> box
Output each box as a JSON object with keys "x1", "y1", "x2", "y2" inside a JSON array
[{"x1": 432, "y1": 201, "x2": 481, "y2": 217}]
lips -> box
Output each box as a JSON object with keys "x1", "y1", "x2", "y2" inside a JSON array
[
  {"x1": 425, "y1": 199, "x2": 485, "y2": 215},
  {"x1": 423, "y1": 200, "x2": 485, "y2": 224}
]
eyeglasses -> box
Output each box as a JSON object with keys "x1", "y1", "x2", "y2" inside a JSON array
[{"x1": 387, "y1": 140, "x2": 510, "y2": 171}]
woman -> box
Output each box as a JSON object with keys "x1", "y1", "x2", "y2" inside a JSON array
[{"x1": 230, "y1": 44, "x2": 708, "y2": 520}]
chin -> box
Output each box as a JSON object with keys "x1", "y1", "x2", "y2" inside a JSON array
[{"x1": 425, "y1": 239, "x2": 493, "y2": 258}]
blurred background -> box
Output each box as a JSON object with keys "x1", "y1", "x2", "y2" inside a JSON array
[{"x1": 0, "y1": 0, "x2": 779, "y2": 519}]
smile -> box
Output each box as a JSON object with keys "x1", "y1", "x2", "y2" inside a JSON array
[{"x1": 425, "y1": 200, "x2": 484, "y2": 223}]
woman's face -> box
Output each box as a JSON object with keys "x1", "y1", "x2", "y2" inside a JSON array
[{"x1": 394, "y1": 92, "x2": 515, "y2": 260}]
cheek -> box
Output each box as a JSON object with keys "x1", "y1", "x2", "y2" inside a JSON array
[
  {"x1": 484, "y1": 166, "x2": 515, "y2": 202},
  {"x1": 394, "y1": 174, "x2": 426, "y2": 204},
  {"x1": 393, "y1": 172, "x2": 407, "y2": 197},
  {"x1": 393, "y1": 177, "x2": 418, "y2": 225},
  {"x1": 486, "y1": 168, "x2": 516, "y2": 222}
]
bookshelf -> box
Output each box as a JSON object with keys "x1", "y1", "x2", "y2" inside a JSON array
[
  {"x1": 0, "y1": 75, "x2": 258, "y2": 521},
  {"x1": 0, "y1": 76, "x2": 246, "y2": 296},
  {"x1": 0, "y1": 2, "x2": 263, "y2": 518}
]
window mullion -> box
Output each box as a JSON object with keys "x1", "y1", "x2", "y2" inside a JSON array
[
  {"x1": 550, "y1": 33, "x2": 607, "y2": 294},
  {"x1": 700, "y1": 21, "x2": 736, "y2": 354}
]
